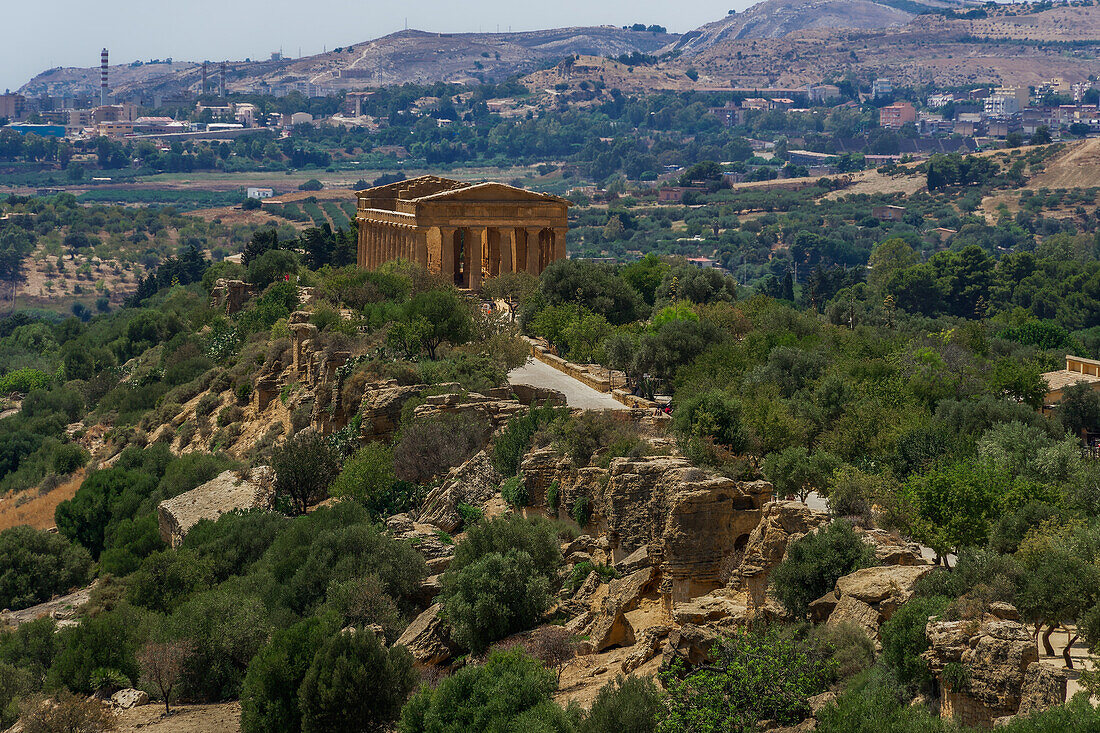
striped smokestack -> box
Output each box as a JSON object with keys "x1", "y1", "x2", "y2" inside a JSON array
[{"x1": 100, "y1": 48, "x2": 108, "y2": 106}]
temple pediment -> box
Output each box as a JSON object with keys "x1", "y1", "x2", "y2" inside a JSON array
[{"x1": 413, "y1": 181, "x2": 568, "y2": 206}]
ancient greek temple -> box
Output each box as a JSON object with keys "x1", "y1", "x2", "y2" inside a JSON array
[{"x1": 355, "y1": 175, "x2": 570, "y2": 289}]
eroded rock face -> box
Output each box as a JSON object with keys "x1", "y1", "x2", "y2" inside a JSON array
[
  {"x1": 395, "y1": 603, "x2": 456, "y2": 667},
  {"x1": 1017, "y1": 665, "x2": 1070, "y2": 717},
  {"x1": 358, "y1": 381, "x2": 425, "y2": 444},
  {"x1": 922, "y1": 609, "x2": 1062, "y2": 727},
  {"x1": 827, "y1": 564, "x2": 934, "y2": 635},
  {"x1": 418, "y1": 451, "x2": 502, "y2": 533},
  {"x1": 586, "y1": 567, "x2": 658, "y2": 652},
  {"x1": 156, "y1": 467, "x2": 273, "y2": 548},
  {"x1": 522, "y1": 452, "x2": 771, "y2": 604},
  {"x1": 732, "y1": 501, "x2": 829, "y2": 611},
  {"x1": 385, "y1": 514, "x2": 454, "y2": 573}
]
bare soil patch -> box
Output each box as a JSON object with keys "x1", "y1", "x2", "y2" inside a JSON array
[
  {"x1": 0, "y1": 470, "x2": 84, "y2": 532},
  {"x1": 115, "y1": 701, "x2": 241, "y2": 733}
]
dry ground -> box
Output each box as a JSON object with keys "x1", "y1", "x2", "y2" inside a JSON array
[
  {"x1": 979, "y1": 139, "x2": 1100, "y2": 221},
  {"x1": 115, "y1": 702, "x2": 241, "y2": 733},
  {"x1": 0, "y1": 470, "x2": 84, "y2": 532}
]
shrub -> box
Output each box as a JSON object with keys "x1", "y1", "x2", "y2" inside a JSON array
[
  {"x1": 328, "y1": 443, "x2": 395, "y2": 507},
  {"x1": 271, "y1": 430, "x2": 340, "y2": 514},
  {"x1": 195, "y1": 392, "x2": 220, "y2": 417},
  {"x1": 546, "y1": 481, "x2": 560, "y2": 512},
  {"x1": 20, "y1": 690, "x2": 116, "y2": 733},
  {"x1": 501, "y1": 475, "x2": 529, "y2": 507},
  {"x1": 0, "y1": 661, "x2": 28, "y2": 730},
  {"x1": 572, "y1": 496, "x2": 591, "y2": 527},
  {"x1": 581, "y1": 675, "x2": 663, "y2": 733},
  {"x1": 51, "y1": 440, "x2": 88, "y2": 473},
  {"x1": 879, "y1": 594, "x2": 951, "y2": 697},
  {"x1": 555, "y1": 411, "x2": 645, "y2": 467},
  {"x1": 393, "y1": 412, "x2": 490, "y2": 484},
  {"x1": 171, "y1": 588, "x2": 272, "y2": 701},
  {"x1": 450, "y1": 514, "x2": 561, "y2": 581},
  {"x1": 673, "y1": 390, "x2": 745, "y2": 454},
  {"x1": 399, "y1": 647, "x2": 562, "y2": 732},
  {"x1": 217, "y1": 404, "x2": 243, "y2": 427},
  {"x1": 440, "y1": 552, "x2": 551, "y2": 653},
  {"x1": 248, "y1": 502, "x2": 427, "y2": 620},
  {"x1": 47, "y1": 607, "x2": 142, "y2": 694},
  {"x1": 456, "y1": 502, "x2": 484, "y2": 528},
  {"x1": 0, "y1": 526, "x2": 93, "y2": 611},
  {"x1": 659, "y1": 627, "x2": 831, "y2": 732},
  {"x1": 769, "y1": 520, "x2": 877, "y2": 619},
  {"x1": 299, "y1": 630, "x2": 416, "y2": 733},
  {"x1": 240, "y1": 617, "x2": 333, "y2": 733},
  {"x1": 492, "y1": 403, "x2": 566, "y2": 476},
  {"x1": 0, "y1": 368, "x2": 50, "y2": 395}
]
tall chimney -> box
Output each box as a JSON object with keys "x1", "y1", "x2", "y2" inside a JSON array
[
  {"x1": 202, "y1": 61, "x2": 208, "y2": 96},
  {"x1": 100, "y1": 48, "x2": 109, "y2": 106},
  {"x1": 220, "y1": 61, "x2": 226, "y2": 99}
]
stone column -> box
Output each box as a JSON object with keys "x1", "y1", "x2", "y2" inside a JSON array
[
  {"x1": 500, "y1": 227, "x2": 514, "y2": 273},
  {"x1": 356, "y1": 221, "x2": 366, "y2": 269},
  {"x1": 414, "y1": 228, "x2": 428, "y2": 268},
  {"x1": 370, "y1": 224, "x2": 379, "y2": 268},
  {"x1": 525, "y1": 228, "x2": 541, "y2": 274},
  {"x1": 552, "y1": 227, "x2": 567, "y2": 263},
  {"x1": 470, "y1": 226, "x2": 487, "y2": 291},
  {"x1": 439, "y1": 226, "x2": 456, "y2": 283}
]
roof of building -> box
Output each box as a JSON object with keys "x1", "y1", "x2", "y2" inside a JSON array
[
  {"x1": 355, "y1": 175, "x2": 570, "y2": 205},
  {"x1": 1042, "y1": 370, "x2": 1100, "y2": 392}
]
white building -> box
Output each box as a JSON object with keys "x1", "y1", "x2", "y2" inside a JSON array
[
  {"x1": 984, "y1": 95, "x2": 1020, "y2": 117},
  {"x1": 246, "y1": 187, "x2": 274, "y2": 199},
  {"x1": 872, "y1": 79, "x2": 893, "y2": 98}
]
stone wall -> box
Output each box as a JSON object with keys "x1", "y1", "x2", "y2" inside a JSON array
[{"x1": 157, "y1": 467, "x2": 273, "y2": 548}]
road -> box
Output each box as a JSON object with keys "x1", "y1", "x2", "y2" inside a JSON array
[{"x1": 508, "y1": 358, "x2": 627, "y2": 410}]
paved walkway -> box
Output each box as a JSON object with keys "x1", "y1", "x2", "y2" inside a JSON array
[{"x1": 508, "y1": 358, "x2": 627, "y2": 410}]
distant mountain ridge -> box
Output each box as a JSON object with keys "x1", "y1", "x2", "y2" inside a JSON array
[
  {"x1": 17, "y1": 26, "x2": 679, "y2": 99},
  {"x1": 670, "y1": 0, "x2": 969, "y2": 52}
]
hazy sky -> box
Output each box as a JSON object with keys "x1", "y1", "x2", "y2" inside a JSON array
[{"x1": 1, "y1": 0, "x2": 745, "y2": 93}]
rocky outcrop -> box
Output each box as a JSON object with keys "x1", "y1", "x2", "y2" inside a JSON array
[
  {"x1": 210, "y1": 278, "x2": 252, "y2": 315},
  {"x1": 411, "y1": 391, "x2": 529, "y2": 431},
  {"x1": 522, "y1": 451, "x2": 772, "y2": 604},
  {"x1": 584, "y1": 567, "x2": 659, "y2": 653},
  {"x1": 922, "y1": 608, "x2": 1065, "y2": 727},
  {"x1": 731, "y1": 501, "x2": 829, "y2": 611},
  {"x1": 358, "y1": 381, "x2": 425, "y2": 443},
  {"x1": 110, "y1": 688, "x2": 149, "y2": 709},
  {"x1": 417, "y1": 451, "x2": 502, "y2": 532},
  {"x1": 856, "y1": 528, "x2": 927, "y2": 566},
  {"x1": 825, "y1": 564, "x2": 934, "y2": 638},
  {"x1": 1017, "y1": 665, "x2": 1070, "y2": 717},
  {"x1": 156, "y1": 467, "x2": 273, "y2": 548},
  {"x1": 385, "y1": 514, "x2": 454, "y2": 573},
  {"x1": 395, "y1": 603, "x2": 456, "y2": 667}
]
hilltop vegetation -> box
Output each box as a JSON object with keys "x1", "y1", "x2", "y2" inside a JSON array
[{"x1": 1, "y1": 153, "x2": 1100, "y2": 728}]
